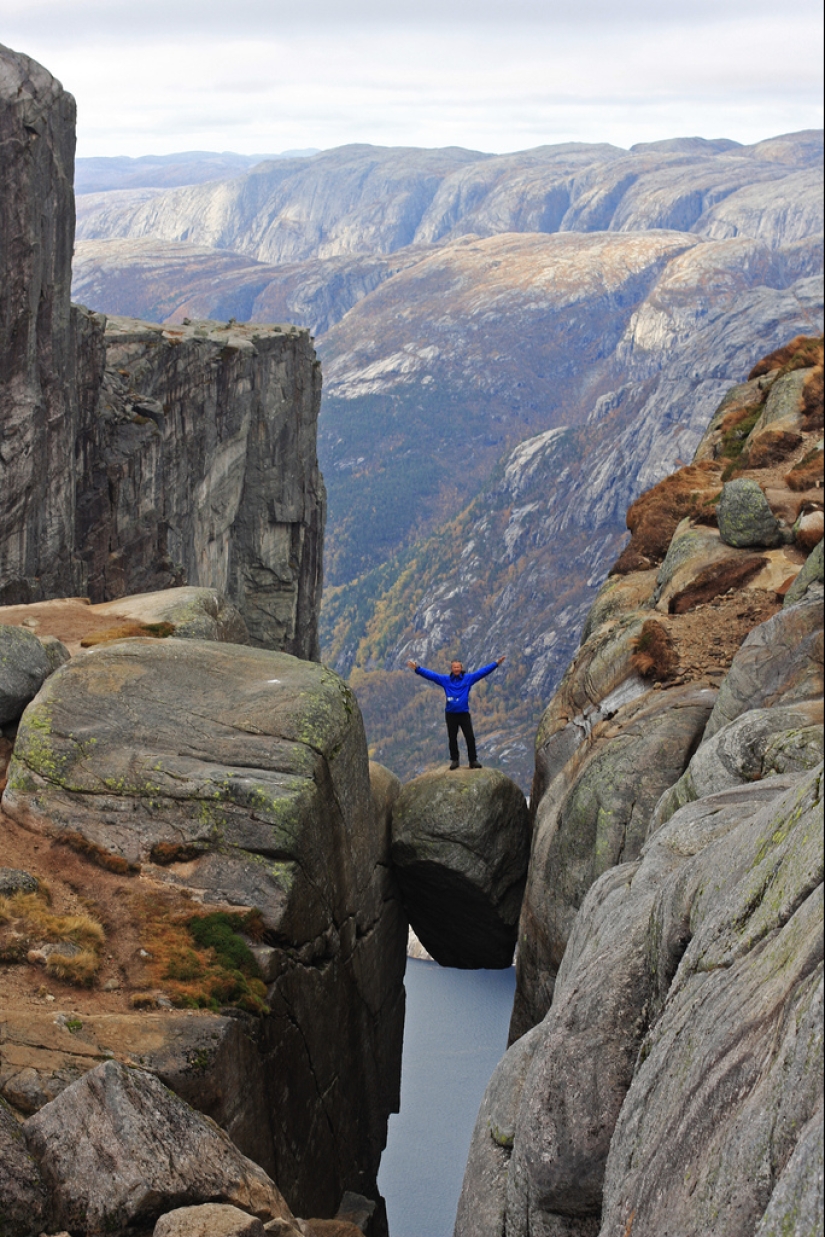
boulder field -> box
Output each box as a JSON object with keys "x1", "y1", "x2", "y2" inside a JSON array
[
  {"x1": 455, "y1": 339, "x2": 824, "y2": 1237},
  {"x1": 390, "y1": 767, "x2": 530, "y2": 968}
]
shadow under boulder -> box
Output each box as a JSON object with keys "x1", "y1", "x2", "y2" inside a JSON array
[{"x1": 390, "y1": 767, "x2": 530, "y2": 969}]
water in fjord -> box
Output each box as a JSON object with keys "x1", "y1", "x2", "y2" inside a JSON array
[{"x1": 379, "y1": 958, "x2": 516, "y2": 1237}]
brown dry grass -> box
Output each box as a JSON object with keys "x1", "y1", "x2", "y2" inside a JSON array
[
  {"x1": 743, "y1": 430, "x2": 803, "y2": 470},
  {"x1": 79, "y1": 621, "x2": 175, "y2": 647},
  {"x1": 58, "y1": 830, "x2": 140, "y2": 876},
  {"x1": 612, "y1": 461, "x2": 722, "y2": 574},
  {"x1": 135, "y1": 891, "x2": 268, "y2": 1014},
  {"x1": 668, "y1": 555, "x2": 768, "y2": 615},
  {"x1": 748, "y1": 334, "x2": 824, "y2": 379},
  {"x1": 0, "y1": 889, "x2": 106, "y2": 985},
  {"x1": 801, "y1": 367, "x2": 824, "y2": 432},
  {"x1": 786, "y1": 450, "x2": 824, "y2": 493},
  {"x1": 630, "y1": 620, "x2": 678, "y2": 680}
]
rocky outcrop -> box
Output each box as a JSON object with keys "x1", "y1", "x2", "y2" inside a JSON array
[
  {"x1": 0, "y1": 1096, "x2": 47, "y2": 1236},
  {"x1": 511, "y1": 684, "x2": 717, "y2": 1037},
  {"x1": 0, "y1": 45, "x2": 97, "y2": 606},
  {"x1": 0, "y1": 45, "x2": 324, "y2": 661},
  {"x1": 75, "y1": 315, "x2": 324, "y2": 656},
  {"x1": 390, "y1": 768, "x2": 529, "y2": 968},
  {"x1": 455, "y1": 341, "x2": 824, "y2": 1236},
  {"x1": 24, "y1": 1060, "x2": 294, "y2": 1233},
  {"x1": 1, "y1": 639, "x2": 406, "y2": 1218},
  {"x1": 0, "y1": 625, "x2": 53, "y2": 724}
]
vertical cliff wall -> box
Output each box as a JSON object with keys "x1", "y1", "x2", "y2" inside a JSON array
[
  {"x1": 0, "y1": 44, "x2": 324, "y2": 660},
  {"x1": 0, "y1": 45, "x2": 87, "y2": 604}
]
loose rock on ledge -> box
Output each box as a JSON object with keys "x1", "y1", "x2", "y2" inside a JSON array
[{"x1": 390, "y1": 767, "x2": 530, "y2": 968}]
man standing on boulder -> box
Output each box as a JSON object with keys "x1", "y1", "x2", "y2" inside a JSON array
[{"x1": 407, "y1": 655, "x2": 506, "y2": 769}]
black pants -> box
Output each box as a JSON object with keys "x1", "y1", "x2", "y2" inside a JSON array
[{"x1": 445, "y1": 711, "x2": 477, "y2": 763}]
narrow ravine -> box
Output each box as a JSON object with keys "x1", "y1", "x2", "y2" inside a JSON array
[{"x1": 379, "y1": 959, "x2": 516, "y2": 1236}]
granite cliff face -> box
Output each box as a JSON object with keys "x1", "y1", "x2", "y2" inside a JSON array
[
  {"x1": 0, "y1": 44, "x2": 324, "y2": 660},
  {"x1": 454, "y1": 340, "x2": 824, "y2": 1236}
]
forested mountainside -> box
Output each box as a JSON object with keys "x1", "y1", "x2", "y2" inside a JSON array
[{"x1": 72, "y1": 133, "x2": 824, "y2": 788}]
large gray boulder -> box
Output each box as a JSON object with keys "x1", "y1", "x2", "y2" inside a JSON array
[
  {"x1": 23, "y1": 1060, "x2": 293, "y2": 1234},
  {"x1": 703, "y1": 595, "x2": 823, "y2": 741},
  {"x1": 511, "y1": 684, "x2": 716, "y2": 1038},
  {"x1": 2, "y1": 638, "x2": 406, "y2": 1218},
  {"x1": 90, "y1": 586, "x2": 249, "y2": 644},
  {"x1": 153, "y1": 1204, "x2": 269, "y2": 1237},
  {"x1": 717, "y1": 478, "x2": 783, "y2": 548},
  {"x1": 0, "y1": 1096, "x2": 47, "y2": 1237},
  {"x1": 652, "y1": 697, "x2": 824, "y2": 828},
  {"x1": 0, "y1": 625, "x2": 52, "y2": 724},
  {"x1": 784, "y1": 536, "x2": 824, "y2": 608},
  {"x1": 390, "y1": 767, "x2": 529, "y2": 968}
]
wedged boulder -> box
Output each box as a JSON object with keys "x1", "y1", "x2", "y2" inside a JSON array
[
  {"x1": 703, "y1": 595, "x2": 823, "y2": 741},
  {"x1": 153, "y1": 1204, "x2": 268, "y2": 1237},
  {"x1": 390, "y1": 767, "x2": 529, "y2": 968},
  {"x1": 0, "y1": 1095, "x2": 47, "y2": 1237},
  {"x1": 717, "y1": 478, "x2": 783, "y2": 548},
  {"x1": 652, "y1": 697, "x2": 824, "y2": 828},
  {"x1": 2, "y1": 638, "x2": 406, "y2": 1218},
  {"x1": 511, "y1": 684, "x2": 716, "y2": 1039},
  {"x1": 23, "y1": 1060, "x2": 293, "y2": 1234},
  {"x1": 749, "y1": 366, "x2": 809, "y2": 434},
  {"x1": 90, "y1": 586, "x2": 249, "y2": 644},
  {"x1": 0, "y1": 625, "x2": 51, "y2": 724}
]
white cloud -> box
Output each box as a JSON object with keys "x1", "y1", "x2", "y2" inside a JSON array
[{"x1": 2, "y1": 1, "x2": 822, "y2": 156}]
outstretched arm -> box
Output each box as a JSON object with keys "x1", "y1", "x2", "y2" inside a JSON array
[
  {"x1": 467, "y1": 656, "x2": 506, "y2": 685},
  {"x1": 408, "y1": 661, "x2": 448, "y2": 686}
]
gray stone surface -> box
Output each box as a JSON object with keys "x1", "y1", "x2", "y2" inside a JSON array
[
  {"x1": 785, "y1": 537, "x2": 824, "y2": 608},
  {"x1": 750, "y1": 366, "x2": 809, "y2": 434},
  {"x1": 38, "y1": 634, "x2": 71, "y2": 673},
  {"x1": 0, "y1": 45, "x2": 99, "y2": 608},
  {"x1": 599, "y1": 769, "x2": 823, "y2": 1237},
  {"x1": 90, "y1": 586, "x2": 249, "y2": 644},
  {"x1": 0, "y1": 1095, "x2": 47, "y2": 1237},
  {"x1": 0, "y1": 625, "x2": 52, "y2": 724},
  {"x1": 0, "y1": 867, "x2": 38, "y2": 896},
  {"x1": 651, "y1": 698, "x2": 824, "y2": 829},
  {"x1": 753, "y1": 1106, "x2": 824, "y2": 1237},
  {"x1": 511, "y1": 685, "x2": 716, "y2": 1039},
  {"x1": 390, "y1": 767, "x2": 530, "y2": 968},
  {"x1": 454, "y1": 1024, "x2": 543, "y2": 1237},
  {"x1": 23, "y1": 1061, "x2": 293, "y2": 1234},
  {"x1": 153, "y1": 1204, "x2": 268, "y2": 1237},
  {"x1": 495, "y1": 770, "x2": 820, "y2": 1237},
  {"x1": 703, "y1": 597, "x2": 824, "y2": 741},
  {"x1": 2, "y1": 638, "x2": 406, "y2": 1219},
  {"x1": 717, "y1": 478, "x2": 783, "y2": 548}
]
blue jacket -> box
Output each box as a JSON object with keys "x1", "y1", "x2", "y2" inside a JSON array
[{"x1": 415, "y1": 662, "x2": 499, "y2": 712}]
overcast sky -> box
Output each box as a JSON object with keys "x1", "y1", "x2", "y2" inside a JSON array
[{"x1": 2, "y1": 0, "x2": 823, "y2": 158}]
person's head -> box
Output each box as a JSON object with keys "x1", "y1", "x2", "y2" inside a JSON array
[{"x1": 450, "y1": 660, "x2": 464, "y2": 676}]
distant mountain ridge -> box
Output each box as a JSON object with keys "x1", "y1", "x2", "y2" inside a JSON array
[
  {"x1": 70, "y1": 132, "x2": 824, "y2": 787},
  {"x1": 74, "y1": 148, "x2": 319, "y2": 194}
]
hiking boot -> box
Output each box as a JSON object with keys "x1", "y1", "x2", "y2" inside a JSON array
[
  {"x1": 469, "y1": 760, "x2": 482, "y2": 769},
  {"x1": 449, "y1": 760, "x2": 460, "y2": 770}
]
